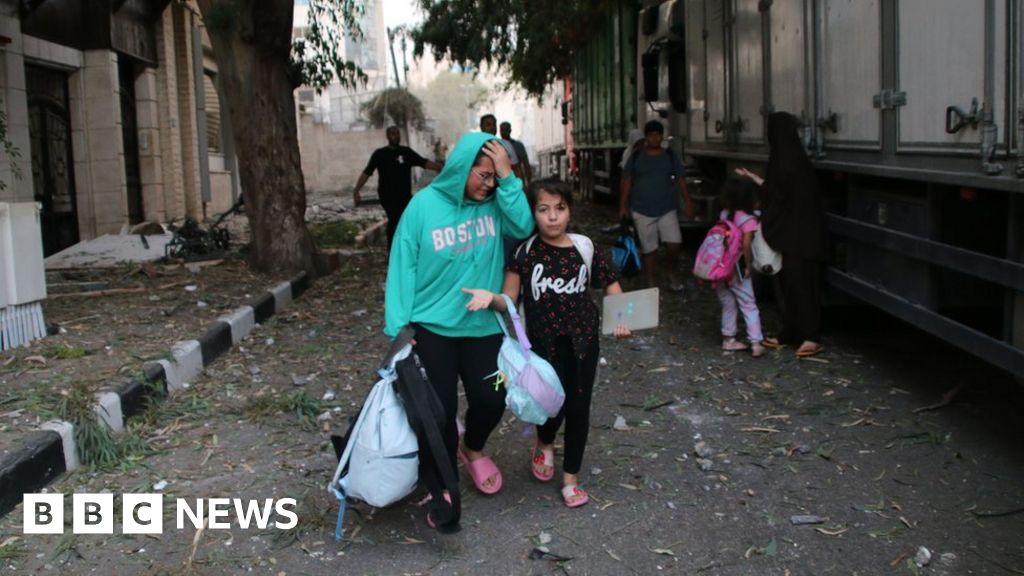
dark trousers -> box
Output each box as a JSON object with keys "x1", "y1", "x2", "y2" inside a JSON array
[
  {"x1": 384, "y1": 204, "x2": 407, "y2": 252},
  {"x1": 412, "y1": 326, "x2": 505, "y2": 491},
  {"x1": 536, "y1": 336, "x2": 600, "y2": 475},
  {"x1": 777, "y1": 255, "x2": 822, "y2": 344}
]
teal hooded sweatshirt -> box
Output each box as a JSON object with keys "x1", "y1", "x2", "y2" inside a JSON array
[{"x1": 384, "y1": 132, "x2": 535, "y2": 338}]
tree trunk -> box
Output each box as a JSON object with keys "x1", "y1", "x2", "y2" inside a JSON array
[{"x1": 196, "y1": 0, "x2": 316, "y2": 275}]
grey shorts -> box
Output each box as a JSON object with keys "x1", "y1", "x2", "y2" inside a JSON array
[{"x1": 632, "y1": 210, "x2": 682, "y2": 254}]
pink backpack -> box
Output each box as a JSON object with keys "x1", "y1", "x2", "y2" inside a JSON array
[{"x1": 692, "y1": 211, "x2": 754, "y2": 283}]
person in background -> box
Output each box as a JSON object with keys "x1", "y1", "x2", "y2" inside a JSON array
[
  {"x1": 353, "y1": 126, "x2": 444, "y2": 250},
  {"x1": 618, "y1": 120, "x2": 695, "y2": 291},
  {"x1": 735, "y1": 111, "x2": 826, "y2": 357},
  {"x1": 715, "y1": 176, "x2": 765, "y2": 358},
  {"x1": 500, "y1": 121, "x2": 532, "y2": 187},
  {"x1": 480, "y1": 114, "x2": 525, "y2": 182}
]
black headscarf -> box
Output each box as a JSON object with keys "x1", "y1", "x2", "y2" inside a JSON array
[{"x1": 760, "y1": 112, "x2": 827, "y2": 261}]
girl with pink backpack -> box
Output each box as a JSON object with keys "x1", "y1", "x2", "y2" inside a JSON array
[{"x1": 705, "y1": 177, "x2": 765, "y2": 357}]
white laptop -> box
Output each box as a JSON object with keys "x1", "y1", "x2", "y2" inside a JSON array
[{"x1": 601, "y1": 288, "x2": 660, "y2": 335}]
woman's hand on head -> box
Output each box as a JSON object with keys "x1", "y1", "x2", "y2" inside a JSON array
[
  {"x1": 461, "y1": 288, "x2": 494, "y2": 311},
  {"x1": 482, "y1": 140, "x2": 513, "y2": 179}
]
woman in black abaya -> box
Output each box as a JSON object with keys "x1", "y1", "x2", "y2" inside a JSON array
[{"x1": 736, "y1": 112, "x2": 826, "y2": 357}]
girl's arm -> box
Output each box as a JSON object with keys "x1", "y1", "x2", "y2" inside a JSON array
[
  {"x1": 734, "y1": 167, "x2": 764, "y2": 186},
  {"x1": 462, "y1": 271, "x2": 521, "y2": 312}
]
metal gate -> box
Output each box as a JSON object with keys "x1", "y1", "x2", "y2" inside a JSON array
[{"x1": 26, "y1": 65, "x2": 78, "y2": 257}]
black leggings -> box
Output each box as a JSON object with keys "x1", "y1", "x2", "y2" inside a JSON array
[
  {"x1": 536, "y1": 336, "x2": 600, "y2": 475},
  {"x1": 412, "y1": 326, "x2": 505, "y2": 490}
]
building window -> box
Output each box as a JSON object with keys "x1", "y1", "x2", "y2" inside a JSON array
[{"x1": 203, "y1": 71, "x2": 221, "y2": 153}]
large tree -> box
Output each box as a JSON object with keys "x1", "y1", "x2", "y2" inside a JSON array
[
  {"x1": 411, "y1": 0, "x2": 611, "y2": 98},
  {"x1": 196, "y1": 0, "x2": 364, "y2": 274}
]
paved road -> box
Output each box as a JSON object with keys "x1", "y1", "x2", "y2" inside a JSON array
[{"x1": 2, "y1": 223, "x2": 1022, "y2": 575}]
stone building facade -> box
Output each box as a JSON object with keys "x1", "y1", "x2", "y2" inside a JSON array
[{"x1": 0, "y1": 0, "x2": 238, "y2": 258}]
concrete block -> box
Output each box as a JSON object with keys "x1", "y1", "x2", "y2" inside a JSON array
[
  {"x1": 151, "y1": 358, "x2": 188, "y2": 394},
  {"x1": 21, "y1": 35, "x2": 39, "y2": 60},
  {"x1": 135, "y1": 70, "x2": 158, "y2": 101},
  {"x1": 135, "y1": 102, "x2": 157, "y2": 130},
  {"x1": 271, "y1": 281, "x2": 293, "y2": 311},
  {"x1": 4, "y1": 53, "x2": 24, "y2": 91},
  {"x1": 83, "y1": 49, "x2": 113, "y2": 68},
  {"x1": 3, "y1": 90, "x2": 27, "y2": 130},
  {"x1": 85, "y1": 96, "x2": 120, "y2": 131},
  {"x1": 93, "y1": 392, "x2": 124, "y2": 433},
  {"x1": 0, "y1": 16, "x2": 21, "y2": 40},
  {"x1": 90, "y1": 158, "x2": 126, "y2": 193},
  {"x1": 48, "y1": 44, "x2": 83, "y2": 68},
  {"x1": 40, "y1": 421, "x2": 80, "y2": 471},
  {"x1": 170, "y1": 340, "x2": 202, "y2": 385},
  {"x1": 83, "y1": 63, "x2": 115, "y2": 98},
  {"x1": 219, "y1": 305, "x2": 255, "y2": 345}
]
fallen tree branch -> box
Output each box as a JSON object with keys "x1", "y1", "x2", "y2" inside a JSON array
[{"x1": 50, "y1": 287, "x2": 146, "y2": 298}]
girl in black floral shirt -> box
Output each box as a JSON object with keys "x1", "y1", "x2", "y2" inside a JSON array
[{"x1": 463, "y1": 178, "x2": 630, "y2": 508}]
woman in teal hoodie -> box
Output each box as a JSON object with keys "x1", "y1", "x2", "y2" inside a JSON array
[{"x1": 384, "y1": 132, "x2": 534, "y2": 528}]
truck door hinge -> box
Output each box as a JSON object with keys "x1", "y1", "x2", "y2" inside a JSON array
[{"x1": 873, "y1": 89, "x2": 907, "y2": 110}]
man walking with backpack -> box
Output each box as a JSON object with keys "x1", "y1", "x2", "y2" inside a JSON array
[{"x1": 618, "y1": 120, "x2": 695, "y2": 291}]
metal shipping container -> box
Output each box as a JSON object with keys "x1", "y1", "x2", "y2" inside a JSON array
[
  {"x1": 572, "y1": 1, "x2": 638, "y2": 199},
  {"x1": 575, "y1": 0, "x2": 1024, "y2": 377}
]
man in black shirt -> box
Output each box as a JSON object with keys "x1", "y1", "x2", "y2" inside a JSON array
[{"x1": 353, "y1": 126, "x2": 444, "y2": 249}]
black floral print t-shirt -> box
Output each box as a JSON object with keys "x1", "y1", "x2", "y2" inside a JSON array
[{"x1": 508, "y1": 236, "x2": 618, "y2": 360}]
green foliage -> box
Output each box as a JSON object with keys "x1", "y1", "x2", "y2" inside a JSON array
[
  {"x1": 310, "y1": 221, "x2": 361, "y2": 247},
  {"x1": 56, "y1": 381, "x2": 156, "y2": 470},
  {"x1": 412, "y1": 0, "x2": 614, "y2": 97},
  {"x1": 292, "y1": 0, "x2": 369, "y2": 92},
  {"x1": 50, "y1": 345, "x2": 89, "y2": 360},
  {"x1": 0, "y1": 539, "x2": 25, "y2": 560},
  {"x1": 360, "y1": 88, "x2": 427, "y2": 129},
  {"x1": 241, "y1": 390, "x2": 325, "y2": 429}
]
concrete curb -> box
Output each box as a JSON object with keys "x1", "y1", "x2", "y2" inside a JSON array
[{"x1": 0, "y1": 272, "x2": 311, "y2": 517}]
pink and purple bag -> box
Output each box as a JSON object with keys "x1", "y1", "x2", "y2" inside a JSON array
[{"x1": 692, "y1": 211, "x2": 754, "y2": 283}]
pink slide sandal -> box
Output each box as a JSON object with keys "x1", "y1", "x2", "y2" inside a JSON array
[
  {"x1": 458, "y1": 446, "x2": 503, "y2": 495},
  {"x1": 561, "y1": 484, "x2": 589, "y2": 508}
]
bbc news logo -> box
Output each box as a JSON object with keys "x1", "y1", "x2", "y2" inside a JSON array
[{"x1": 23, "y1": 494, "x2": 298, "y2": 534}]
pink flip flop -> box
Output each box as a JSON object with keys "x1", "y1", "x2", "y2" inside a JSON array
[
  {"x1": 458, "y1": 446, "x2": 503, "y2": 495},
  {"x1": 531, "y1": 441, "x2": 555, "y2": 482},
  {"x1": 561, "y1": 484, "x2": 589, "y2": 508}
]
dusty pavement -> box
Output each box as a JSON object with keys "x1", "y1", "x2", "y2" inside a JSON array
[{"x1": 1, "y1": 200, "x2": 1023, "y2": 576}]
